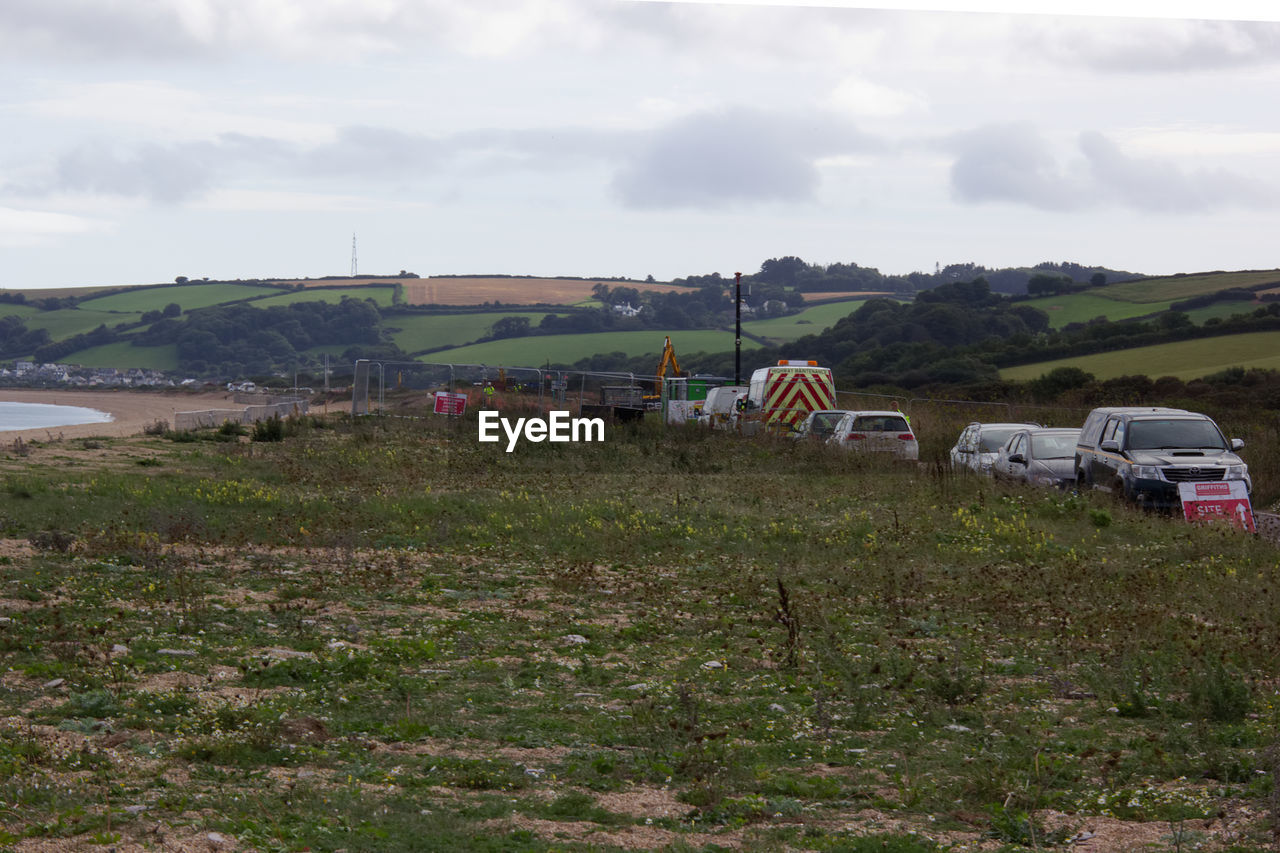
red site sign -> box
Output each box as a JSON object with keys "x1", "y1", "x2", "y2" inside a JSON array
[
  {"x1": 433, "y1": 391, "x2": 467, "y2": 417},
  {"x1": 1179, "y1": 480, "x2": 1255, "y2": 532}
]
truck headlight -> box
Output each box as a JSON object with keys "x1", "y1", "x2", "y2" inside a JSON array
[
  {"x1": 1131, "y1": 465, "x2": 1161, "y2": 480},
  {"x1": 1225, "y1": 465, "x2": 1248, "y2": 480}
]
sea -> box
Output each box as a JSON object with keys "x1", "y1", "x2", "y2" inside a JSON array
[{"x1": 0, "y1": 401, "x2": 113, "y2": 433}]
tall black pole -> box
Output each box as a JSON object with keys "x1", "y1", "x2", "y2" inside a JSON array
[{"x1": 734, "y1": 271, "x2": 742, "y2": 385}]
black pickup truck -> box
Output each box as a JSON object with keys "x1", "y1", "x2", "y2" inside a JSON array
[{"x1": 1073, "y1": 406, "x2": 1249, "y2": 508}]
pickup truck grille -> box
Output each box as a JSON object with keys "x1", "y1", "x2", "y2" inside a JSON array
[{"x1": 1163, "y1": 466, "x2": 1226, "y2": 482}]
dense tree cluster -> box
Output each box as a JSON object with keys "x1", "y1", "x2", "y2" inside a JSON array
[
  {"x1": 133, "y1": 297, "x2": 398, "y2": 376},
  {"x1": 0, "y1": 317, "x2": 52, "y2": 360}
]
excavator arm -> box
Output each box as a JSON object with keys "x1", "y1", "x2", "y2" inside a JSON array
[{"x1": 656, "y1": 336, "x2": 683, "y2": 383}]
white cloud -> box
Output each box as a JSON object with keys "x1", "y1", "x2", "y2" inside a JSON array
[
  {"x1": 28, "y1": 81, "x2": 337, "y2": 145},
  {"x1": 0, "y1": 205, "x2": 103, "y2": 246},
  {"x1": 827, "y1": 77, "x2": 927, "y2": 118},
  {"x1": 949, "y1": 124, "x2": 1278, "y2": 212}
]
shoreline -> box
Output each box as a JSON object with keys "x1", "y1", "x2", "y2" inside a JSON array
[{"x1": 0, "y1": 389, "x2": 251, "y2": 443}]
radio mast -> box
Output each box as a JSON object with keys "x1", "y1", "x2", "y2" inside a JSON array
[{"x1": 351, "y1": 233, "x2": 358, "y2": 276}]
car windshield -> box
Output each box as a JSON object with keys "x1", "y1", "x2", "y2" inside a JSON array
[
  {"x1": 978, "y1": 427, "x2": 1018, "y2": 453},
  {"x1": 810, "y1": 413, "x2": 844, "y2": 432},
  {"x1": 851, "y1": 415, "x2": 909, "y2": 432},
  {"x1": 1126, "y1": 418, "x2": 1226, "y2": 450},
  {"x1": 1030, "y1": 433, "x2": 1078, "y2": 459}
]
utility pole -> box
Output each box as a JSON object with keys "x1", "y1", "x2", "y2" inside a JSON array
[{"x1": 734, "y1": 271, "x2": 742, "y2": 385}]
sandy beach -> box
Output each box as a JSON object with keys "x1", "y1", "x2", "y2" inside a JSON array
[{"x1": 0, "y1": 389, "x2": 253, "y2": 443}]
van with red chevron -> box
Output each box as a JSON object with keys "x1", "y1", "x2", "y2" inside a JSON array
[{"x1": 735, "y1": 360, "x2": 837, "y2": 436}]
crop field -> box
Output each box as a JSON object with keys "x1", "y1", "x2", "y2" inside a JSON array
[
  {"x1": 399, "y1": 278, "x2": 698, "y2": 307},
  {"x1": 742, "y1": 301, "x2": 866, "y2": 344},
  {"x1": 250, "y1": 286, "x2": 398, "y2": 310},
  {"x1": 424, "y1": 329, "x2": 756, "y2": 367},
  {"x1": 1000, "y1": 330, "x2": 1280, "y2": 382},
  {"x1": 77, "y1": 283, "x2": 284, "y2": 313},
  {"x1": 1017, "y1": 294, "x2": 1171, "y2": 329},
  {"x1": 386, "y1": 313, "x2": 552, "y2": 354},
  {"x1": 0, "y1": 409, "x2": 1278, "y2": 851},
  {"x1": 1103, "y1": 270, "x2": 1280, "y2": 304}
]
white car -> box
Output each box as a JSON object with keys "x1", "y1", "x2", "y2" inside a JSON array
[
  {"x1": 828, "y1": 410, "x2": 919, "y2": 460},
  {"x1": 950, "y1": 421, "x2": 1041, "y2": 476}
]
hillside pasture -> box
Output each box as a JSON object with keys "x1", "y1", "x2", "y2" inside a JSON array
[
  {"x1": 1103, "y1": 269, "x2": 1280, "y2": 303},
  {"x1": 423, "y1": 328, "x2": 752, "y2": 367},
  {"x1": 77, "y1": 282, "x2": 284, "y2": 313},
  {"x1": 1000, "y1": 330, "x2": 1280, "y2": 381},
  {"x1": 1181, "y1": 300, "x2": 1265, "y2": 325},
  {"x1": 799, "y1": 290, "x2": 893, "y2": 302},
  {"x1": 0, "y1": 303, "x2": 41, "y2": 321},
  {"x1": 61, "y1": 340, "x2": 180, "y2": 371},
  {"x1": 386, "y1": 312, "x2": 551, "y2": 353},
  {"x1": 250, "y1": 285, "x2": 397, "y2": 309},
  {"x1": 742, "y1": 300, "x2": 867, "y2": 344},
  {"x1": 21, "y1": 307, "x2": 145, "y2": 340},
  {"x1": 1019, "y1": 292, "x2": 1171, "y2": 328}
]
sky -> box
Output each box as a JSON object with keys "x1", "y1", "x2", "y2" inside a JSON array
[{"x1": 3, "y1": 0, "x2": 1280, "y2": 289}]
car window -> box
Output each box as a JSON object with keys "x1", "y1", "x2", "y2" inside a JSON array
[
  {"x1": 1102, "y1": 418, "x2": 1120, "y2": 443},
  {"x1": 1030, "y1": 433, "x2": 1077, "y2": 458},
  {"x1": 978, "y1": 427, "x2": 1017, "y2": 453},
  {"x1": 1010, "y1": 435, "x2": 1025, "y2": 455},
  {"x1": 1126, "y1": 418, "x2": 1226, "y2": 450},
  {"x1": 853, "y1": 415, "x2": 909, "y2": 432},
  {"x1": 813, "y1": 412, "x2": 844, "y2": 432}
]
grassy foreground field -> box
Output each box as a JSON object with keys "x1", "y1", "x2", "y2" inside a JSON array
[
  {"x1": 1000, "y1": 330, "x2": 1280, "y2": 382},
  {"x1": 0, "y1": 409, "x2": 1278, "y2": 851}
]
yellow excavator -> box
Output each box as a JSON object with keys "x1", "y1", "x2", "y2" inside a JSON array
[
  {"x1": 656, "y1": 336, "x2": 683, "y2": 384},
  {"x1": 644, "y1": 336, "x2": 683, "y2": 408}
]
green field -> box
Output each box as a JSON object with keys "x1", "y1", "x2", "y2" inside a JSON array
[
  {"x1": 1019, "y1": 292, "x2": 1172, "y2": 328},
  {"x1": 251, "y1": 286, "x2": 398, "y2": 309},
  {"x1": 386, "y1": 312, "x2": 551, "y2": 353},
  {"x1": 742, "y1": 300, "x2": 865, "y2": 343},
  {"x1": 1104, "y1": 269, "x2": 1280, "y2": 303},
  {"x1": 0, "y1": 303, "x2": 40, "y2": 321},
  {"x1": 425, "y1": 329, "x2": 752, "y2": 366},
  {"x1": 77, "y1": 282, "x2": 284, "y2": 312},
  {"x1": 61, "y1": 341, "x2": 180, "y2": 371},
  {"x1": 20, "y1": 308, "x2": 145, "y2": 340},
  {"x1": 1181, "y1": 300, "x2": 1265, "y2": 325},
  {"x1": 1001, "y1": 330, "x2": 1280, "y2": 381}
]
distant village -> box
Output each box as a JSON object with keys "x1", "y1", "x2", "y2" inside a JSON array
[{"x1": 0, "y1": 360, "x2": 199, "y2": 389}]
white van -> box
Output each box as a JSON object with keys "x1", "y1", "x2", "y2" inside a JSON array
[{"x1": 697, "y1": 385, "x2": 747, "y2": 430}]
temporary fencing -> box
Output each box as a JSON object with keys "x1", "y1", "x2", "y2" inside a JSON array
[{"x1": 174, "y1": 397, "x2": 309, "y2": 431}]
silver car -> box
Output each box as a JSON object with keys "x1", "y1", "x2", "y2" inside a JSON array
[
  {"x1": 992, "y1": 427, "x2": 1081, "y2": 488},
  {"x1": 950, "y1": 421, "x2": 1042, "y2": 476}
]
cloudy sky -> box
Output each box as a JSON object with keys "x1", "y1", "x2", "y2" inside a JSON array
[{"x1": 3, "y1": 0, "x2": 1280, "y2": 289}]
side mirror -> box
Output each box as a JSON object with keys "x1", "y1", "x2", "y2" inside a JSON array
[
  {"x1": 1100, "y1": 440, "x2": 1120, "y2": 452},
  {"x1": 1231, "y1": 438, "x2": 1244, "y2": 451},
  {"x1": 1008, "y1": 453, "x2": 1026, "y2": 465}
]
